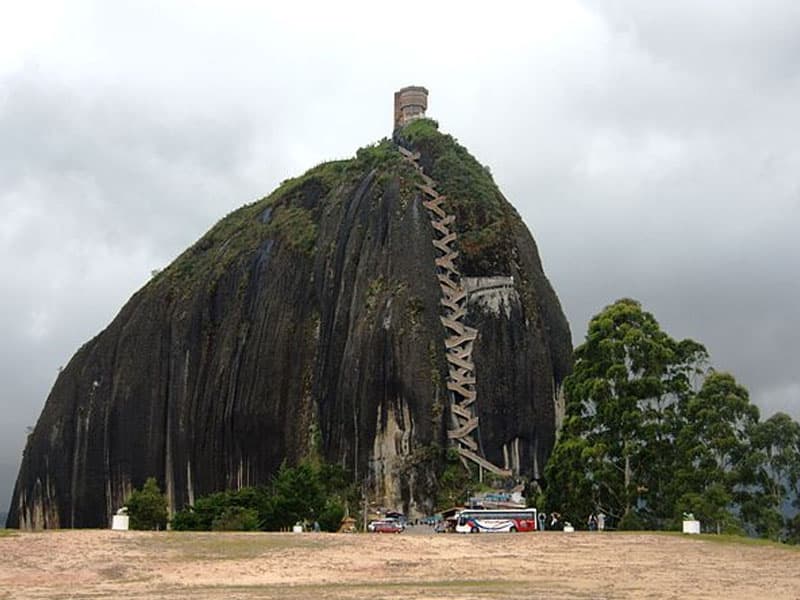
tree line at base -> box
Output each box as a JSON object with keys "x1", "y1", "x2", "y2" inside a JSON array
[{"x1": 125, "y1": 461, "x2": 356, "y2": 532}]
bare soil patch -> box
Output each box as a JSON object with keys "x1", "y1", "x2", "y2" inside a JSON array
[{"x1": 0, "y1": 529, "x2": 798, "y2": 599}]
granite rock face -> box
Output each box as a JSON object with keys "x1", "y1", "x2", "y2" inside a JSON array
[{"x1": 9, "y1": 120, "x2": 571, "y2": 528}]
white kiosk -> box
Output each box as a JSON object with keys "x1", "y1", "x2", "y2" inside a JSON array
[
  {"x1": 682, "y1": 520, "x2": 701, "y2": 534},
  {"x1": 111, "y1": 507, "x2": 130, "y2": 531},
  {"x1": 682, "y1": 512, "x2": 700, "y2": 534}
]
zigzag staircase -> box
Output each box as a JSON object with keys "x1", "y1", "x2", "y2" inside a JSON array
[{"x1": 398, "y1": 145, "x2": 511, "y2": 478}]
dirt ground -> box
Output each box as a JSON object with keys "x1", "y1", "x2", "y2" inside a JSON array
[{"x1": 1, "y1": 528, "x2": 798, "y2": 599}]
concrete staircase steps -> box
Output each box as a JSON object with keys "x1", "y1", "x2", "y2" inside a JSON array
[{"x1": 398, "y1": 142, "x2": 509, "y2": 478}]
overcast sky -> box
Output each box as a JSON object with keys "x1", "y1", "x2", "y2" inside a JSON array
[{"x1": 1, "y1": 0, "x2": 798, "y2": 513}]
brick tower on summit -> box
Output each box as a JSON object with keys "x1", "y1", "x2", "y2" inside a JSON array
[{"x1": 394, "y1": 86, "x2": 428, "y2": 129}]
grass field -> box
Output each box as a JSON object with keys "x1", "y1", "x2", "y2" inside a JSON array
[{"x1": 1, "y1": 529, "x2": 798, "y2": 599}]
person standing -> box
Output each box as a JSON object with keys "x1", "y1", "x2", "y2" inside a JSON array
[
  {"x1": 597, "y1": 512, "x2": 606, "y2": 532},
  {"x1": 587, "y1": 513, "x2": 598, "y2": 531}
]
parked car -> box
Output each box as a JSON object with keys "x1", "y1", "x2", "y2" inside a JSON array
[{"x1": 368, "y1": 519, "x2": 403, "y2": 533}]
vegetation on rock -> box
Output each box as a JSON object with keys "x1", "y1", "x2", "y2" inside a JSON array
[{"x1": 397, "y1": 118, "x2": 516, "y2": 275}]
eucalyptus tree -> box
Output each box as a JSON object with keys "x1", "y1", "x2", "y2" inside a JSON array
[
  {"x1": 741, "y1": 412, "x2": 800, "y2": 539},
  {"x1": 674, "y1": 372, "x2": 759, "y2": 534},
  {"x1": 545, "y1": 298, "x2": 707, "y2": 526}
]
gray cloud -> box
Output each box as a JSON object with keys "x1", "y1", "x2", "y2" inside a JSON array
[
  {"x1": 1, "y1": 0, "x2": 798, "y2": 510},
  {"x1": 456, "y1": 0, "x2": 800, "y2": 420}
]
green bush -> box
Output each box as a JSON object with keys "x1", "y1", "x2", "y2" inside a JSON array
[
  {"x1": 172, "y1": 491, "x2": 232, "y2": 531},
  {"x1": 317, "y1": 499, "x2": 346, "y2": 532},
  {"x1": 170, "y1": 506, "x2": 205, "y2": 531},
  {"x1": 212, "y1": 506, "x2": 261, "y2": 531},
  {"x1": 171, "y1": 487, "x2": 274, "y2": 531},
  {"x1": 265, "y1": 462, "x2": 326, "y2": 530},
  {"x1": 618, "y1": 510, "x2": 645, "y2": 531},
  {"x1": 171, "y1": 460, "x2": 358, "y2": 532},
  {"x1": 127, "y1": 477, "x2": 168, "y2": 531},
  {"x1": 355, "y1": 138, "x2": 398, "y2": 169}
]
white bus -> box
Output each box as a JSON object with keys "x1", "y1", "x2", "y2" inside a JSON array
[{"x1": 455, "y1": 508, "x2": 538, "y2": 533}]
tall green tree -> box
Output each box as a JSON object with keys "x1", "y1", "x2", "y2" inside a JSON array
[
  {"x1": 545, "y1": 298, "x2": 707, "y2": 526},
  {"x1": 742, "y1": 412, "x2": 800, "y2": 539},
  {"x1": 674, "y1": 372, "x2": 759, "y2": 533}
]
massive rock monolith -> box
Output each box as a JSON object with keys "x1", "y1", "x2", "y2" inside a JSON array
[{"x1": 9, "y1": 116, "x2": 571, "y2": 528}]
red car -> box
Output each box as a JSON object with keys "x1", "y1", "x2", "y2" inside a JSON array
[{"x1": 368, "y1": 519, "x2": 403, "y2": 533}]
